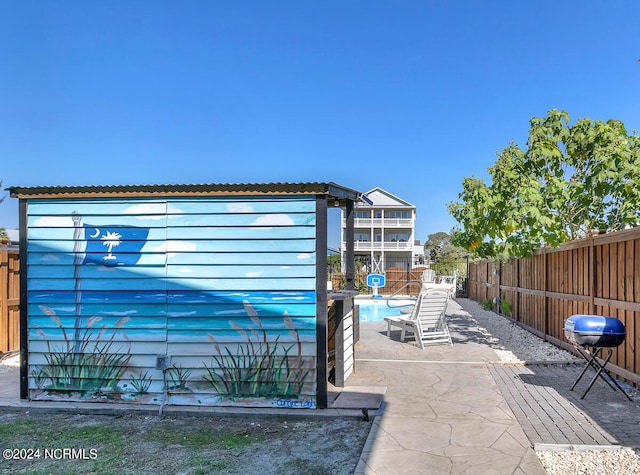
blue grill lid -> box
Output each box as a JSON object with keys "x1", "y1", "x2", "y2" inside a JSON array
[{"x1": 564, "y1": 315, "x2": 625, "y2": 336}]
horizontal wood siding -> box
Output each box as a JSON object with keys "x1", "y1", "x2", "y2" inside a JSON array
[
  {"x1": 164, "y1": 197, "x2": 317, "y2": 407},
  {"x1": 342, "y1": 309, "x2": 355, "y2": 381},
  {"x1": 468, "y1": 228, "x2": 640, "y2": 387},
  {"x1": 26, "y1": 196, "x2": 318, "y2": 408},
  {"x1": 27, "y1": 198, "x2": 168, "y2": 404}
]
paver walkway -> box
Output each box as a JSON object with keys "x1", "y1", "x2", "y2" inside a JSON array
[{"x1": 492, "y1": 363, "x2": 640, "y2": 449}]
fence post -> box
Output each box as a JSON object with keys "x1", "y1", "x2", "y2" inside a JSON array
[
  {"x1": 497, "y1": 259, "x2": 502, "y2": 313},
  {"x1": 589, "y1": 234, "x2": 596, "y2": 314},
  {"x1": 344, "y1": 200, "x2": 355, "y2": 291},
  {"x1": 543, "y1": 247, "x2": 548, "y2": 341},
  {"x1": 0, "y1": 249, "x2": 7, "y2": 352},
  {"x1": 515, "y1": 257, "x2": 520, "y2": 322}
]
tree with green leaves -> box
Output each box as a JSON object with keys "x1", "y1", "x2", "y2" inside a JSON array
[
  {"x1": 327, "y1": 253, "x2": 341, "y2": 272},
  {"x1": 424, "y1": 231, "x2": 467, "y2": 261},
  {"x1": 448, "y1": 109, "x2": 640, "y2": 258}
]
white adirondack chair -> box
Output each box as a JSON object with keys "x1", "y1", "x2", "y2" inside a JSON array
[
  {"x1": 414, "y1": 291, "x2": 452, "y2": 348},
  {"x1": 385, "y1": 293, "x2": 422, "y2": 341},
  {"x1": 385, "y1": 291, "x2": 452, "y2": 347}
]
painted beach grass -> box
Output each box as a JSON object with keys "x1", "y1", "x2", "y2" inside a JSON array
[
  {"x1": 33, "y1": 307, "x2": 132, "y2": 394},
  {"x1": 167, "y1": 365, "x2": 192, "y2": 392},
  {"x1": 203, "y1": 315, "x2": 310, "y2": 399},
  {"x1": 126, "y1": 370, "x2": 152, "y2": 395}
]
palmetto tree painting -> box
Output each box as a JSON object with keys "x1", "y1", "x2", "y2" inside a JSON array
[{"x1": 101, "y1": 231, "x2": 122, "y2": 261}]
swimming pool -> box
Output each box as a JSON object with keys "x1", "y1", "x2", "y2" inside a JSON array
[{"x1": 356, "y1": 298, "x2": 416, "y2": 322}]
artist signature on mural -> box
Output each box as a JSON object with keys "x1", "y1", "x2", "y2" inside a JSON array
[{"x1": 274, "y1": 399, "x2": 316, "y2": 409}]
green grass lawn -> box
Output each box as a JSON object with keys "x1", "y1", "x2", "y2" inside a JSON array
[{"x1": 0, "y1": 411, "x2": 371, "y2": 475}]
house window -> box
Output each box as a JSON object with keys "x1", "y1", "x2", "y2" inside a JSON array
[
  {"x1": 355, "y1": 211, "x2": 370, "y2": 219},
  {"x1": 374, "y1": 211, "x2": 382, "y2": 219},
  {"x1": 387, "y1": 211, "x2": 411, "y2": 219},
  {"x1": 375, "y1": 234, "x2": 382, "y2": 242},
  {"x1": 388, "y1": 233, "x2": 409, "y2": 242},
  {"x1": 355, "y1": 233, "x2": 370, "y2": 242}
]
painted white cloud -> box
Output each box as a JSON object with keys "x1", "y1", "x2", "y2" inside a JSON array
[
  {"x1": 252, "y1": 214, "x2": 295, "y2": 226},
  {"x1": 166, "y1": 204, "x2": 185, "y2": 214},
  {"x1": 149, "y1": 241, "x2": 198, "y2": 260},
  {"x1": 280, "y1": 266, "x2": 291, "y2": 269},
  {"x1": 151, "y1": 241, "x2": 198, "y2": 253},
  {"x1": 178, "y1": 268, "x2": 192, "y2": 273},
  {"x1": 227, "y1": 202, "x2": 255, "y2": 213},
  {"x1": 31, "y1": 216, "x2": 74, "y2": 228},
  {"x1": 246, "y1": 271, "x2": 262, "y2": 278},
  {"x1": 167, "y1": 241, "x2": 198, "y2": 253},
  {"x1": 297, "y1": 253, "x2": 311, "y2": 260},
  {"x1": 123, "y1": 203, "x2": 167, "y2": 220}
]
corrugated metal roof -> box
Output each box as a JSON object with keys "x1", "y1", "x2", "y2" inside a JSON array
[{"x1": 8, "y1": 182, "x2": 362, "y2": 200}]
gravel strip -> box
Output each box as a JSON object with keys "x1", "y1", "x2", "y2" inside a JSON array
[
  {"x1": 455, "y1": 298, "x2": 579, "y2": 364},
  {"x1": 536, "y1": 448, "x2": 640, "y2": 475},
  {"x1": 456, "y1": 298, "x2": 640, "y2": 475},
  {"x1": 0, "y1": 352, "x2": 18, "y2": 375}
]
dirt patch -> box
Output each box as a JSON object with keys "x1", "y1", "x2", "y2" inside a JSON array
[{"x1": 0, "y1": 410, "x2": 372, "y2": 474}]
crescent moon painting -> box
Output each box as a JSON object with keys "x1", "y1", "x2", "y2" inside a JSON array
[{"x1": 90, "y1": 228, "x2": 101, "y2": 238}]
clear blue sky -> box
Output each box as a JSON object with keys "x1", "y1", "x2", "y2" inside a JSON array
[{"x1": 1, "y1": 1, "x2": 638, "y2": 248}]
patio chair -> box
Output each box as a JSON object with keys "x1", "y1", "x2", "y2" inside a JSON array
[
  {"x1": 413, "y1": 291, "x2": 452, "y2": 348},
  {"x1": 423, "y1": 271, "x2": 457, "y2": 298},
  {"x1": 385, "y1": 291, "x2": 452, "y2": 347},
  {"x1": 385, "y1": 293, "x2": 423, "y2": 342},
  {"x1": 422, "y1": 269, "x2": 436, "y2": 284}
]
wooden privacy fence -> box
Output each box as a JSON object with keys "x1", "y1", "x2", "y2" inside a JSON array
[
  {"x1": 468, "y1": 227, "x2": 640, "y2": 387},
  {"x1": 0, "y1": 244, "x2": 20, "y2": 353}
]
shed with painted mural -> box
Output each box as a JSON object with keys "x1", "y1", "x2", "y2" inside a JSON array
[{"x1": 9, "y1": 182, "x2": 362, "y2": 409}]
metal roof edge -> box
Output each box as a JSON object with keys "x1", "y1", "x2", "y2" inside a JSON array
[{"x1": 7, "y1": 182, "x2": 362, "y2": 200}]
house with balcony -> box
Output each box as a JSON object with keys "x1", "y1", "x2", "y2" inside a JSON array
[{"x1": 341, "y1": 187, "x2": 424, "y2": 272}]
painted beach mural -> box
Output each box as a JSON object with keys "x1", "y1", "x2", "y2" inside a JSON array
[{"x1": 26, "y1": 196, "x2": 318, "y2": 408}]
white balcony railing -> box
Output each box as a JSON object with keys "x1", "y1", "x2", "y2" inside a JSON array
[
  {"x1": 351, "y1": 241, "x2": 413, "y2": 251},
  {"x1": 350, "y1": 217, "x2": 413, "y2": 228}
]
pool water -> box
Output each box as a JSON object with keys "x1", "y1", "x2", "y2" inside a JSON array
[{"x1": 356, "y1": 298, "x2": 416, "y2": 322}]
